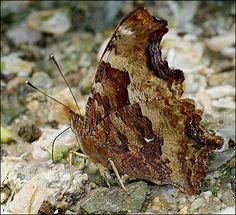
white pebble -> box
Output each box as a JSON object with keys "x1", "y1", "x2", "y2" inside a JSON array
[
  {"x1": 212, "y1": 98, "x2": 235, "y2": 109},
  {"x1": 206, "y1": 85, "x2": 235, "y2": 99}
]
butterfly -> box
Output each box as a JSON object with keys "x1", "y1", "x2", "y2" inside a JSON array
[{"x1": 30, "y1": 7, "x2": 223, "y2": 195}]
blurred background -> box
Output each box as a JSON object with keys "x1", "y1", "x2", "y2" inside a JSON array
[{"x1": 1, "y1": 1, "x2": 235, "y2": 214}]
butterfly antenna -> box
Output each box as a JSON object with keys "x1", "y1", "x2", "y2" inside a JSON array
[
  {"x1": 50, "y1": 54, "x2": 81, "y2": 114},
  {"x1": 52, "y1": 125, "x2": 71, "y2": 162},
  {"x1": 26, "y1": 81, "x2": 72, "y2": 110}
]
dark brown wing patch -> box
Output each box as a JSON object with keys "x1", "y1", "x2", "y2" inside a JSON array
[{"x1": 85, "y1": 62, "x2": 130, "y2": 133}]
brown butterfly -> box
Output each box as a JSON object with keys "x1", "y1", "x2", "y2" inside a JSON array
[
  {"x1": 66, "y1": 7, "x2": 223, "y2": 195},
  {"x1": 29, "y1": 7, "x2": 223, "y2": 195}
]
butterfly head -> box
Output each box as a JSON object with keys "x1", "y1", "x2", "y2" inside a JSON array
[{"x1": 68, "y1": 109, "x2": 84, "y2": 137}]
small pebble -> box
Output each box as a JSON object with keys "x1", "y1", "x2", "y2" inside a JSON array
[
  {"x1": 31, "y1": 72, "x2": 52, "y2": 89},
  {"x1": 218, "y1": 206, "x2": 236, "y2": 214},
  {"x1": 27, "y1": 10, "x2": 71, "y2": 35},
  {"x1": 150, "y1": 197, "x2": 166, "y2": 211},
  {"x1": 1, "y1": 187, "x2": 11, "y2": 204},
  {"x1": 1, "y1": 54, "x2": 33, "y2": 77},
  {"x1": 26, "y1": 100, "x2": 40, "y2": 113},
  {"x1": 6, "y1": 22, "x2": 42, "y2": 45},
  {"x1": 212, "y1": 98, "x2": 235, "y2": 109},
  {"x1": 18, "y1": 124, "x2": 42, "y2": 143},
  {"x1": 229, "y1": 157, "x2": 235, "y2": 168},
  {"x1": 217, "y1": 191, "x2": 223, "y2": 200},
  {"x1": 178, "y1": 206, "x2": 190, "y2": 214},
  {"x1": 206, "y1": 85, "x2": 235, "y2": 99},
  {"x1": 65, "y1": 210, "x2": 76, "y2": 214},
  {"x1": 231, "y1": 168, "x2": 235, "y2": 180},
  {"x1": 191, "y1": 197, "x2": 205, "y2": 210},
  {"x1": 220, "y1": 191, "x2": 235, "y2": 206},
  {"x1": 6, "y1": 77, "x2": 25, "y2": 95},
  {"x1": 202, "y1": 191, "x2": 212, "y2": 200},
  {"x1": 206, "y1": 33, "x2": 235, "y2": 52},
  {"x1": 178, "y1": 197, "x2": 188, "y2": 209}
]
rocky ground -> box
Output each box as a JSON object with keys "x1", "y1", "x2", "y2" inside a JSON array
[{"x1": 1, "y1": 1, "x2": 235, "y2": 214}]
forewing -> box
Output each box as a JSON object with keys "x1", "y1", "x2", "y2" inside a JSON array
[{"x1": 84, "y1": 7, "x2": 184, "y2": 134}]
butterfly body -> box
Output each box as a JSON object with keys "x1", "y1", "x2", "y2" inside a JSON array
[{"x1": 69, "y1": 7, "x2": 223, "y2": 195}]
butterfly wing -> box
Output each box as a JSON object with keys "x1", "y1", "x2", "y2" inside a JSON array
[
  {"x1": 82, "y1": 99, "x2": 222, "y2": 194},
  {"x1": 84, "y1": 7, "x2": 184, "y2": 134}
]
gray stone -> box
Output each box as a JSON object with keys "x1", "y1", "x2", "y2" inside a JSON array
[
  {"x1": 191, "y1": 197, "x2": 205, "y2": 210},
  {"x1": 7, "y1": 22, "x2": 42, "y2": 46},
  {"x1": 80, "y1": 181, "x2": 147, "y2": 214},
  {"x1": 31, "y1": 72, "x2": 52, "y2": 89},
  {"x1": 220, "y1": 191, "x2": 235, "y2": 206},
  {"x1": 178, "y1": 197, "x2": 188, "y2": 209},
  {"x1": 150, "y1": 185, "x2": 179, "y2": 203},
  {"x1": 207, "y1": 149, "x2": 235, "y2": 172}
]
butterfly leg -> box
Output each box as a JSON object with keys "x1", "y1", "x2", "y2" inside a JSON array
[
  {"x1": 69, "y1": 150, "x2": 90, "y2": 159},
  {"x1": 108, "y1": 158, "x2": 129, "y2": 194},
  {"x1": 62, "y1": 150, "x2": 89, "y2": 195}
]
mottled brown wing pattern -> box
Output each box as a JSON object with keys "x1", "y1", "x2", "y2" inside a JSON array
[
  {"x1": 82, "y1": 98, "x2": 221, "y2": 194},
  {"x1": 84, "y1": 7, "x2": 184, "y2": 134},
  {"x1": 75, "y1": 7, "x2": 223, "y2": 195}
]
